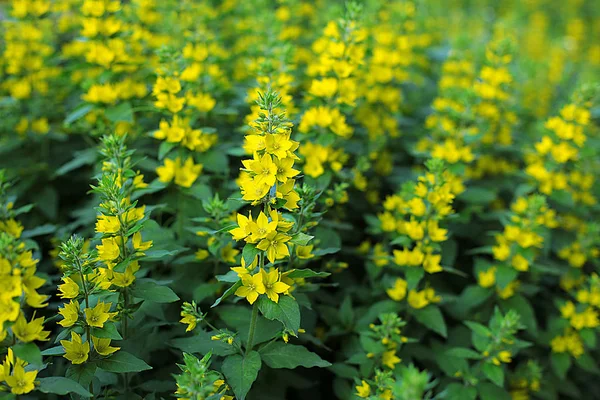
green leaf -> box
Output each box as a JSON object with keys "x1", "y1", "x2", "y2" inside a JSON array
[
  {"x1": 495, "y1": 264, "x2": 518, "y2": 289},
  {"x1": 286, "y1": 269, "x2": 330, "y2": 279},
  {"x1": 259, "y1": 342, "x2": 331, "y2": 369},
  {"x1": 55, "y1": 148, "x2": 96, "y2": 176},
  {"x1": 211, "y1": 280, "x2": 242, "y2": 308},
  {"x1": 464, "y1": 321, "x2": 491, "y2": 337},
  {"x1": 97, "y1": 351, "x2": 152, "y2": 373},
  {"x1": 551, "y1": 352, "x2": 571, "y2": 379},
  {"x1": 158, "y1": 141, "x2": 177, "y2": 160},
  {"x1": 201, "y1": 150, "x2": 229, "y2": 174},
  {"x1": 66, "y1": 362, "x2": 97, "y2": 389},
  {"x1": 216, "y1": 270, "x2": 240, "y2": 283},
  {"x1": 445, "y1": 383, "x2": 477, "y2": 400},
  {"x1": 339, "y1": 296, "x2": 354, "y2": 328},
  {"x1": 575, "y1": 353, "x2": 600, "y2": 373},
  {"x1": 456, "y1": 285, "x2": 493, "y2": 311},
  {"x1": 91, "y1": 322, "x2": 123, "y2": 340},
  {"x1": 406, "y1": 267, "x2": 425, "y2": 290},
  {"x1": 41, "y1": 346, "x2": 65, "y2": 356},
  {"x1": 500, "y1": 294, "x2": 537, "y2": 336},
  {"x1": 445, "y1": 347, "x2": 482, "y2": 359},
  {"x1": 413, "y1": 305, "x2": 447, "y2": 337},
  {"x1": 459, "y1": 187, "x2": 497, "y2": 204},
  {"x1": 131, "y1": 280, "x2": 180, "y2": 303},
  {"x1": 257, "y1": 296, "x2": 300, "y2": 334},
  {"x1": 170, "y1": 330, "x2": 237, "y2": 357},
  {"x1": 242, "y1": 244, "x2": 260, "y2": 267},
  {"x1": 141, "y1": 248, "x2": 186, "y2": 260},
  {"x1": 21, "y1": 224, "x2": 56, "y2": 238},
  {"x1": 37, "y1": 377, "x2": 92, "y2": 397},
  {"x1": 222, "y1": 351, "x2": 261, "y2": 400},
  {"x1": 478, "y1": 382, "x2": 512, "y2": 400},
  {"x1": 290, "y1": 232, "x2": 314, "y2": 246},
  {"x1": 13, "y1": 342, "x2": 42, "y2": 365},
  {"x1": 482, "y1": 363, "x2": 504, "y2": 386},
  {"x1": 105, "y1": 101, "x2": 134, "y2": 123},
  {"x1": 64, "y1": 104, "x2": 93, "y2": 126}
]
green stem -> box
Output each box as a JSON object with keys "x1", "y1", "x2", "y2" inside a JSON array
[
  {"x1": 76, "y1": 258, "x2": 93, "y2": 399},
  {"x1": 177, "y1": 189, "x2": 184, "y2": 240},
  {"x1": 123, "y1": 289, "x2": 129, "y2": 340},
  {"x1": 245, "y1": 303, "x2": 259, "y2": 355}
]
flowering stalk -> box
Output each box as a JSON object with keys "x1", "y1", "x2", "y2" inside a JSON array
[{"x1": 0, "y1": 170, "x2": 49, "y2": 396}]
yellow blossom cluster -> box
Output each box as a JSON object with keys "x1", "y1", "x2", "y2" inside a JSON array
[{"x1": 526, "y1": 101, "x2": 595, "y2": 203}]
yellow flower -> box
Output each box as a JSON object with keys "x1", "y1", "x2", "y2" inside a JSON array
[
  {"x1": 132, "y1": 232, "x2": 153, "y2": 252},
  {"x1": 220, "y1": 243, "x2": 239, "y2": 264},
  {"x1": 498, "y1": 350, "x2": 512, "y2": 363},
  {"x1": 5, "y1": 363, "x2": 37, "y2": 395},
  {"x1": 235, "y1": 273, "x2": 266, "y2": 304},
  {"x1": 295, "y1": 245, "x2": 314, "y2": 259},
  {"x1": 257, "y1": 232, "x2": 291, "y2": 263},
  {"x1": 408, "y1": 290, "x2": 429, "y2": 309},
  {"x1": 195, "y1": 249, "x2": 209, "y2": 260},
  {"x1": 174, "y1": 157, "x2": 203, "y2": 188},
  {"x1": 97, "y1": 237, "x2": 120, "y2": 262},
  {"x1": 84, "y1": 301, "x2": 115, "y2": 328},
  {"x1": 423, "y1": 254, "x2": 443, "y2": 273},
  {"x1": 478, "y1": 267, "x2": 497, "y2": 288},
  {"x1": 261, "y1": 268, "x2": 290, "y2": 303},
  {"x1": 58, "y1": 276, "x2": 79, "y2": 299},
  {"x1": 180, "y1": 312, "x2": 198, "y2": 332},
  {"x1": 230, "y1": 212, "x2": 254, "y2": 241},
  {"x1": 249, "y1": 211, "x2": 278, "y2": 243},
  {"x1": 511, "y1": 254, "x2": 529, "y2": 272},
  {"x1": 404, "y1": 219, "x2": 424, "y2": 240},
  {"x1": 95, "y1": 215, "x2": 120, "y2": 234},
  {"x1": 12, "y1": 313, "x2": 50, "y2": 342},
  {"x1": 386, "y1": 278, "x2": 407, "y2": 301},
  {"x1": 242, "y1": 153, "x2": 278, "y2": 187},
  {"x1": 61, "y1": 332, "x2": 90, "y2": 365},
  {"x1": 355, "y1": 380, "x2": 371, "y2": 398},
  {"x1": 0, "y1": 297, "x2": 20, "y2": 322},
  {"x1": 92, "y1": 336, "x2": 120, "y2": 356},
  {"x1": 382, "y1": 349, "x2": 401, "y2": 369},
  {"x1": 58, "y1": 300, "x2": 80, "y2": 328}
]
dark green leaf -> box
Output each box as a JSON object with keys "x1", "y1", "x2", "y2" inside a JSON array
[
  {"x1": 21, "y1": 224, "x2": 56, "y2": 238},
  {"x1": 550, "y1": 353, "x2": 571, "y2": 379},
  {"x1": 482, "y1": 363, "x2": 504, "y2": 386},
  {"x1": 257, "y1": 296, "x2": 300, "y2": 334},
  {"x1": 97, "y1": 351, "x2": 152, "y2": 373},
  {"x1": 339, "y1": 296, "x2": 354, "y2": 327},
  {"x1": 242, "y1": 243, "x2": 260, "y2": 267},
  {"x1": 459, "y1": 187, "x2": 497, "y2": 204},
  {"x1": 64, "y1": 104, "x2": 93, "y2": 126},
  {"x1": 216, "y1": 270, "x2": 240, "y2": 283},
  {"x1": 290, "y1": 232, "x2": 313, "y2": 246},
  {"x1": 222, "y1": 351, "x2": 261, "y2": 400},
  {"x1": 105, "y1": 102, "x2": 133, "y2": 123},
  {"x1": 170, "y1": 331, "x2": 237, "y2": 357},
  {"x1": 445, "y1": 347, "x2": 482, "y2": 359},
  {"x1": 131, "y1": 280, "x2": 180, "y2": 303},
  {"x1": 445, "y1": 383, "x2": 477, "y2": 400},
  {"x1": 259, "y1": 342, "x2": 331, "y2": 369},
  {"x1": 478, "y1": 382, "x2": 512, "y2": 400},
  {"x1": 66, "y1": 362, "x2": 97, "y2": 389},
  {"x1": 286, "y1": 269, "x2": 330, "y2": 279},
  {"x1": 91, "y1": 322, "x2": 123, "y2": 340},
  {"x1": 37, "y1": 377, "x2": 92, "y2": 397},
  {"x1": 211, "y1": 280, "x2": 242, "y2": 308},
  {"x1": 13, "y1": 342, "x2": 42, "y2": 365},
  {"x1": 413, "y1": 305, "x2": 447, "y2": 337}
]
